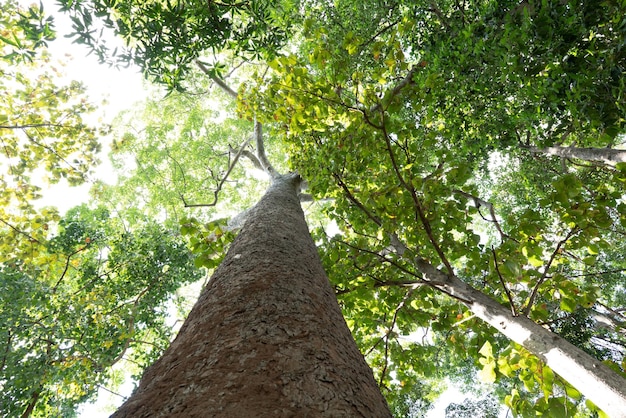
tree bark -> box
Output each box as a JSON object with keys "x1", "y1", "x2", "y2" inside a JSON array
[
  {"x1": 416, "y1": 260, "x2": 626, "y2": 417},
  {"x1": 527, "y1": 145, "x2": 626, "y2": 166},
  {"x1": 112, "y1": 173, "x2": 391, "y2": 417}
]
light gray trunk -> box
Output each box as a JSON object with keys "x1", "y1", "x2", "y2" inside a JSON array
[
  {"x1": 112, "y1": 174, "x2": 391, "y2": 417},
  {"x1": 528, "y1": 145, "x2": 626, "y2": 166},
  {"x1": 416, "y1": 260, "x2": 626, "y2": 417}
]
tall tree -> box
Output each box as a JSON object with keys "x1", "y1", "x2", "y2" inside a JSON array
[
  {"x1": 113, "y1": 170, "x2": 391, "y2": 417},
  {"x1": 56, "y1": 0, "x2": 626, "y2": 416}
]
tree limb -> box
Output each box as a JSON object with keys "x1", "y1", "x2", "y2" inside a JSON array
[
  {"x1": 253, "y1": 119, "x2": 277, "y2": 177},
  {"x1": 522, "y1": 227, "x2": 578, "y2": 316},
  {"x1": 179, "y1": 136, "x2": 251, "y2": 207},
  {"x1": 196, "y1": 60, "x2": 238, "y2": 99}
]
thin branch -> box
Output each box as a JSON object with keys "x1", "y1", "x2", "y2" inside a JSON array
[
  {"x1": 380, "y1": 114, "x2": 454, "y2": 274},
  {"x1": 0, "y1": 123, "x2": 74, "y2": 130},
  {"x1": 522, "y1": 227, "x2": 578, "y2": 316},
  {"x1": 52, "y1": 243, "x2": 91, "y2": 292},
  {"x1": 196, "y1": 61, "x2": 238, "y2": 99},
  {"x1": 253, "y1": 119, "x2": 277, "y2": 177},
  {"x1": 0, "y1": 330, "x2": 11, "y2": 374},
  {"x1": 378, "y1": 287, "x2": 416, "y2": 387},
  {"x1": 232, "y1": 145, "x2": 264, "y2": 171},
  {"x1": 333, "y1": 174, "x2": 382, "y2": 226},
  {"x1": 179, "y1": 136, "x2": 252, "y2": 208},
  {"x1": 453, "y1": 189, "x2": 514, "y2": 242},
  {"x1": 23, "y1": 130, "x2": 85, "y2": 181},
  {"x1": 491, "y1": 247, "x2": 518, "y2": 316},
  {"x1": 373, "y1": 66, "x2": 420, "y2": 114},
  {"x1": 96, "y1": 384, "x2": 127, "y2": 399},
  {"x1": 21, "y1": 388, "x2": 41, "y2": 418},
  {"x1": 0, "y1": 217, "x2": 40, "y2": 243},
  {"x1": 428, "y1": 3, "x2": 451, "y2": 30},
  {"x1": 336, "y1": 239, "x2": 426, "y2": 283}
]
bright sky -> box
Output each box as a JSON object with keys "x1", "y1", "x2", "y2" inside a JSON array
[
  {"x1": 13, "y1": 2, "x2": 502, "y2": 416},
  {"x1": 25, "y1": 0, "x2": 148, "y2": 213}
]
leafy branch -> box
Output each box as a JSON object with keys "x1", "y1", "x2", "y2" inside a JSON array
[
  {"x1": 492, "y1": 247, "x2": 518, "y2": 316},
  {"x1": 522, "y1": 227, "x2": 579, "y2": 316},
  {"x1": 177, "y1": 136, "x2": 252, "y2": 208}
]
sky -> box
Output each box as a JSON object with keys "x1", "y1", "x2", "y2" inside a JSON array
[
  {"x1": 12, "y1": 1, "x2": 500, "y2": 416},
  {"x1": 27, "y1": 0, "x2": 149, "y2": 213}
]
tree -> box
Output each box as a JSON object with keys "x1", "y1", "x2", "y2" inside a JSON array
[
  {"x1": 1, "y1": 205, "x2": 202, "y2": 417},
  {"x1": 112, "y1": 171, "x2": 391, "y2": 417},
  {"x1": 445, "y1": 395, "x2": 500, "y2": 418},
  {"x1": 55, "y1": 0, "x2": 626, "y2": 416}
]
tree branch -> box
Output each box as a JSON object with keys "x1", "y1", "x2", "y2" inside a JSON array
[
  {"x1": 491, "y1": 247, "x2": 518, "y2": 316},
  {"x1": 378, "y1": 287, "x2": 415, "y2": 387},
  {"x1": 0, "y1": 217, "x2": 40, "y2": 244},
  {"x1": 380, "y1": 114, "x2": 454, "y2": 274},
  {"x1": 179, "y1": 136, "x2": 252, "y2": 207},
  {"x1": 196, "y1": 60, "x2": 238, "y2": 99},
  {"x1": 253, "y1": 119, "x2": 277, "y2": 177},
  {"x1": 522, "y1": 227, "x2": 578, "y2": 316},
  {"x1": 453, "y1": 189, "x2": 513, "y2": 242}
]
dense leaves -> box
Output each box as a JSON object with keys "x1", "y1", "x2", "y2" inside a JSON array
[
  {"x1": 0, "y1": 205, "x2": 202, "y2": 417},
  {"x1": 34, "y1": 0, "x2": 626, "y2": 415},
  {"x1": 58, "y1": 0, "x2": 297, "y2": 89}
]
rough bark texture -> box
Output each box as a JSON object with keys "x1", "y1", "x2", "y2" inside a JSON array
[
  {"x1": 529, "y1": 145, "x2": 626, "y2": 166},
  {"x1": 416, "y1": 261, "x2": 626, "y2": 417},
  {"x1": 112, "y1": 174, "x2": 391, "y2": 418}
]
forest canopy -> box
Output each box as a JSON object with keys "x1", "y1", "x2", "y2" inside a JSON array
[{"x1": 3, "y1": 0, "x2": 626, "y2": 416}]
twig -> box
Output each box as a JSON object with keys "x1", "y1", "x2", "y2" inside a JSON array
[
  {"x1": 453, "y1": 189, "x2": 513, "y2": 242},
  {"x1": 196, "y1": 60, "x2": 238, "y2": 99},
  {"x1": 180, "y1": 136, "x2": 252, "y2": 207},
  {"x1": 491, "y1": 247, "x2": 518, "y2": 316},
  {"x1": 378, "y1": 287, "x2": 415, "y2": 387},
  {"x1": 522, "y1": 227, "x2": 578, "y2": 316},
  {"x1": 333, "y1": 174, "x2": 382, "y2": 226},
  {"x1": 0, "y1": 217, "x2": 40, "y2": 244}
]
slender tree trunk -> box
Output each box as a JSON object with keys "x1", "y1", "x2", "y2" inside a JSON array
[
  {"x1": 416, "y1": 260, "x2": 626, "y2": 417},
  {"x1": 112, "y1": 174, "x2": 391, "y2": 417},
  {"x1": 527, "y1": 145, "x2": 626, "y2": 166}
]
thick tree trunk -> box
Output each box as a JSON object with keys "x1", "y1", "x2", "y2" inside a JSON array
[
  {"x1": 416, "y1": 260, "x2": 626, "y2": 417},
  {"x1": 528, "y1": 145, "x2": 626, "y2": 166},
  {"x1": 112, "y1": 174, "x2": 391, "y2": 417}
]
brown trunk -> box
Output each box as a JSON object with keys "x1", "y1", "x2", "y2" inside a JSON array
[{"x1": 112, "y1": 174, "x2": 391, "y2": 417}]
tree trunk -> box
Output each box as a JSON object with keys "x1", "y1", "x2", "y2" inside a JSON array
[
  {"x1": 416, "y1": 260, "x2": 626, "y2": 417},
  {"x1": 112, "y1": 174, "x2": 391, "y2": 417},
  {"x1": 527, "y1": 145, "x2": 626, "y2": 166}
]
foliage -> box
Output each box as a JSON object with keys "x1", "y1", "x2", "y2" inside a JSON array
[
  {"x1": 445, "y1": 395, "x2": 501, "y2": 418},
  {"x1": 0, "y1": 0, "x2": 103, "y2": 266},
  {"x1": 0, "y1": 205, "x2": 202, "y2": 417},
  {"x1": 58, "y1": 0, "x2": 298, "y2": 89},
  {"x1": 94, "y1": 83, "x2": 272, "y2": 226},
  {"x1": 54, "y1": 0, "x2": 626, "y2": 416}
]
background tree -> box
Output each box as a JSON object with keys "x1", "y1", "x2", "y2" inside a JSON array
[{"x1": 1, "y1": 204, "x2": 202, "y2": 417}]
